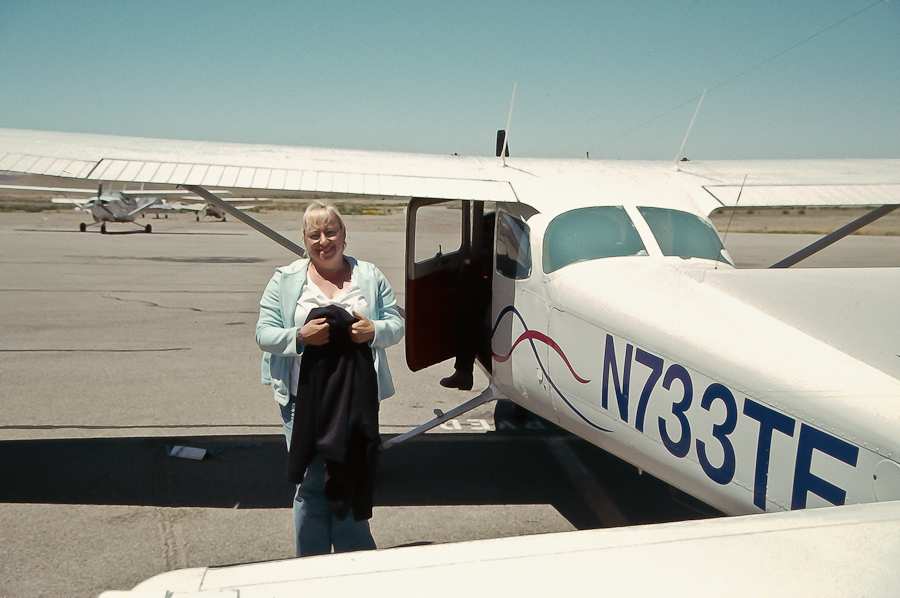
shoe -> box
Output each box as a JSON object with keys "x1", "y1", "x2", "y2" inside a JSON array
[{"x1": 439, "y1": 370, "x2": 473, "y2": 391}]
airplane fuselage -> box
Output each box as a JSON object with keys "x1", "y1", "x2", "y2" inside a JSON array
[
  {"x1": 88, "y1": 192, "x2": 142, "y2": 223},
  {"x1": 486, "y1": 203, "x2": 900, "y2": 516}
]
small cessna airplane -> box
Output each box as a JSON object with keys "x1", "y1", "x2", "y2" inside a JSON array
[
  {"x1": 0, "y1": 181, "x2": 190, "y2": 233},
  {"x1": 140, "y1": 189, "x2": 270, "y2": 221},
  {"x1": 55, "y1": 183, "x2": 164, "y2": 233},
  {"x1": 1, "y1": 126, "x2": 899, "y2": 592},
  {"x1": 173, "y1": 194, "x2": 270, "y2": 221}
]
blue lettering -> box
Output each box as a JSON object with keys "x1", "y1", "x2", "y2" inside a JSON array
[
  {"x1": 791, "y1": 424, "x2": 859, "y2": 509},
  {"x1": 743, "y1": 399, "x2": 796, "y2": 510},
  {"x1": 602, "y1": 335, "x2": 633, "y2": 422},
  {"x1": 659, "y1": 364, "x2": 692, "y2": 458},
  {"x1": 697, "y1": 384, "x2": 738, "y2": 485},
  {"x1": 634, "y1": 349, "x2": 663, "y2": 433}
]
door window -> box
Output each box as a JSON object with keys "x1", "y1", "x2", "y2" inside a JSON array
[
  {"x1": 496, "y1": 212, "x2": 532, "y2": 280},
  {"x1": 413, "y1": 200, "x2": 464, "y2": 264}
]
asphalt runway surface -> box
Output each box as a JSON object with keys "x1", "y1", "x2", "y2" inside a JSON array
[{"x1": 1, "y1": 209, "x2": 898, "y2": 597}]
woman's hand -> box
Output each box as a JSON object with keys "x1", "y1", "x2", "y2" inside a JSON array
[
  {"x1": 350, "y1": 311, "x2": 375, "y2": 343},
  {"x1": 299, "y1": 317, "x2": 330, "y2": 346}
]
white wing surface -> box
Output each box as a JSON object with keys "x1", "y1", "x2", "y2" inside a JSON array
[
  {"x1": 0, "y1": 127, "x2": 517, "y2": 203},
  {"x1": 100, "y1": 501, "x2": 900, "y2": 597},
  {"x1": 2, "y1": 128, "x2": 898, "y2": 217},
  {"x1": 674, "y1": 159, "x2": 900, "y2": 209}
]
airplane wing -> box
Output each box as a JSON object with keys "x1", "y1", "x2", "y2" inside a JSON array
[
  {"x1": 147, "y1": 200, "x2": 202, "y2": 213},
  {"x1": 176, "y1": 199, "x2": 263, "y2": 212},
  {"x1": 2, "y1": 127, "x2": 898, "y2": 217},
  {"x1": 672, "y1": 159, "x2": 900, "y2": 211},
  {"x1": 126, "y1": 197, "x2": 159, "y2": 218},
  {"x1": 0, "y1": 127, "x2": 518, "y2": 203},
  {"x1": 50, "y1": 197, "x2": 91, "y2": 205},
  {"x1": 99, "y1": 501, "x2": 900, "y2": 597},
  {"x1": 0, "y1": 183, "x2": 188, "y2": 196},
  {"x1": 0, "y1": 184, "x2": 99, "y2": 194}
]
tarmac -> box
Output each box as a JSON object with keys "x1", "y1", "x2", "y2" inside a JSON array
[{"x1": 1, "y1": 207, "x2": 898, "y2": 598}]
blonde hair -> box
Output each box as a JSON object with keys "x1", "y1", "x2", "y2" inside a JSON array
[{"x1": 302, "y1": 201, "x2": 346, "y2": 248}]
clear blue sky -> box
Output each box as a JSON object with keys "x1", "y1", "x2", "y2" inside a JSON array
[{"x1": 1, "y1": 1, "x2": 897, "y2": 160}]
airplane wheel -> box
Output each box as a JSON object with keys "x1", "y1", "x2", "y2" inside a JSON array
[
  {"x1": 79, "y1": 222, "x2": 87, "y2": 232},
  {"x1": 145, "y1": 224, "x2": 152, "y2": 233},
  {"x1": 100, "y1": 223, "x2": 107, "y2": 234},
  {"x1": 196, "y1": 215, "x2": 200, "y2": 221}
]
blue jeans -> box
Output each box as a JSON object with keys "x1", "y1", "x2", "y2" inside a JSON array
[{"x1": 279, "y1": 398, "x2": 376, "y2": 557}]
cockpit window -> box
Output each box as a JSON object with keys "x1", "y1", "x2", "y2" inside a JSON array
[
  {"x1": 496, "y1": 212, "x2": 532, "y2": 280},
  {"x1": 542, "y1": 206, "x2": 647, "y2": 274},
  {"x1": 638, "y1": 207, "x2": 730, "y2": 264}
]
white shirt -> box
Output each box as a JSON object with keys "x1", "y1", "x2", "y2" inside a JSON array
[{"x1": 290, "y1": 278, "x2": 370, "y2": 396}]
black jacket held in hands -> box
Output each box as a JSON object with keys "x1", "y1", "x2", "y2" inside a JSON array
[{"x1": 287, "y1": 305, "x2": 381, "y2": 521}]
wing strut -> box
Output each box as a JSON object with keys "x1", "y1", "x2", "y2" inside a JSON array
[
  {"x1": 769, "y1": 204, "x2": 899, "y2": 268},
  {"x1": 381, "y1": 386, "x2": 501, "y2": 450},
  {"x1": 182, "y1": 185, "x2": 307, "y2": 258}
]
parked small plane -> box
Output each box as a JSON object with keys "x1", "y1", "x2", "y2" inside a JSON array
[
  {"x1": 172, "y1": 195, "x2": 269, "y2": 221},
  {"x1": 1, "y1": 126, "x2": 899, "y2": 590},
  {"x1": 0, "y1": 181, "x2": 192, "y2": 233},
  {"x1": 56, "y1": 183, "x2": 166, "y2": 233}
]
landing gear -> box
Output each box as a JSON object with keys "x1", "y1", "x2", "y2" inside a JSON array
[
  {"x1": 144, "y1": 224, "x2": 152, "y2": 233},
  {"x1": 100, "y1": 223, "x2": 107, "y2": 234},
  {"x1": 79, "y1": 222, "x2": 87, "y2": 232}
]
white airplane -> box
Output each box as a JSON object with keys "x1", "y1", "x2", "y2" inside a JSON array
[
  {"x1": 0, "y1": 181, "x2": 189, "y2": 233},
  {"x1": 2, "y1": 126, "x2": 899, "y2": 590},
  {"x1": 136, "y1": 188, "x2": 269, "y2": 221},
  {"x1": 58, "y1": 184, "x2": 164, "y2": 233},
  {"x1": 172, "y1": 194, "x2": 269, "y2": 221}
]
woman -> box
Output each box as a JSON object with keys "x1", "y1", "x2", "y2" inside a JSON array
[{"x1": 256, "y1": 201, "x2": 404, "y2": 557}]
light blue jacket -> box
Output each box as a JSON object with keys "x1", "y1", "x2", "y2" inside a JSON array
[{"x1": 256, "y1": 256, "x2": 404, "y2": 406}]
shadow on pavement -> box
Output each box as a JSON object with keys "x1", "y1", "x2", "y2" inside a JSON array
[{"x1": 0, "y1": 427, "x2": 717, "y2": 530}]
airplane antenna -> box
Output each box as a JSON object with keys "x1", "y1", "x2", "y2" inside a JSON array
[
  {"x1": 501, "y1": 83, "x2": 517, "y2": 166},
  {"x1": 717, "y1": 173, "x2": 747, "y2": 269},
  {"x1": 595, "y1": 2, "x2": 886, "y2": 154},
  {"x1": 672, "y1": 89, "x2": 706, "y2": 171}
]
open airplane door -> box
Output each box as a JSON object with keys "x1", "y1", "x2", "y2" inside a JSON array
[{"x1": 405, "y1": 198, "x2": 493, "y2": 373}]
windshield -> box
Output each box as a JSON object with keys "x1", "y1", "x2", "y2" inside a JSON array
[
  {"x1": 638, "y1": 207, "x2": 730, "y2": 264},
  {"x1": 543, "y1": 206, "x2": 647, "y2": 274}
]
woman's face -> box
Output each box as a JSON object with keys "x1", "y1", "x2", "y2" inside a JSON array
[{"x1": 304, "y1": 214, "x2": 346, "y2": 269}]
